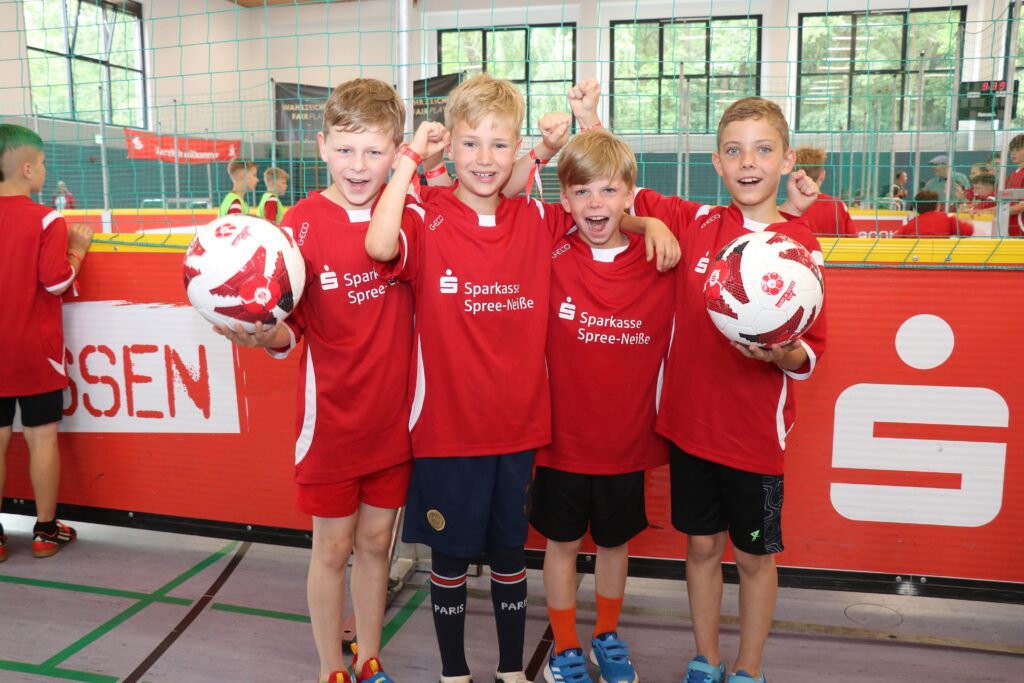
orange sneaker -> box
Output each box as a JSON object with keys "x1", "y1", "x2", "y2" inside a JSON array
[{"x1": 32, "y1": 520, "x2": 76, "y2": 558}]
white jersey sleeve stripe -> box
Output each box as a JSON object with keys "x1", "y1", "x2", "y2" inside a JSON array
[
  {"x1": 44, "y1": 267, "x2": 76, "y2": 294},
  {"x1": 295, "y1": 346, "x2": 317, "y2": 465},
  {"x1": 264, "y1": 323, "x2": 298, "y2": 359},
  {"x1": 783, "y1": 338, "x2": 817, "y2": 381},
  {"x1": 408, "y1": 337, "x2": 426, "y2": 430},
  {"x1": 775, "y1": 372, "x2": 788, "y2": 451},
  {"x1": 42, "y1": 210, "x2": 63, "y2": 230}
]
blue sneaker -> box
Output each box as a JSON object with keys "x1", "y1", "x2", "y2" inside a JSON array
[
  {"x1": 684, "y1": 656, "x2": 725, "y2": 683},
  {"x1": 727, "y1": 672, "x2": 765, "y2": 683},
  {"x1": 544, "y1": 647, "x2": 593, "y2": 683},
  {"x1": 589, "y1": 632, "x2": 637, "y2": 683}
]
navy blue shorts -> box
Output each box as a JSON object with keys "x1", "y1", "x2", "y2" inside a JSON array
[{"x1": 402, "y1": 450, "x2": 534, "y2": 558}]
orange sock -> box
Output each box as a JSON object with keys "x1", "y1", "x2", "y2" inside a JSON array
[
  {"x1": 547, "y1": 605, "x2": 580, "y2": 653},
  {"x1": 594, "y1": 592, "x2": 624, "y2": 637}
]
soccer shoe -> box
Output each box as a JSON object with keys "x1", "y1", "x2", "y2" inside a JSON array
[
  {"x1": 321, "y1": 671, "x2": 354, "y2": 683},
  {"x1": 727, "y1": 672, "x2": 765, "y2": 683},
  {"x1": 589, "y1": 632, "x2": 638, "y2": 683},
  {"x1": 355, "y1": 657, "x2": 394, "y2": 683},
  {"x1": 684, "y1": 656, "x2": 725, "y2": 683},
  {"x1": 544, "y1": 647, "x2": 593, "y2": 683},
  {"x1": 32, "y1": 521, "x2": 76, "y2": 558},
  {"x1": 0, "y1": 532, "x2": 7, "y2": 562},
  {"x1": 495, "y1": 671, "x2": 529, "y2": 683}
]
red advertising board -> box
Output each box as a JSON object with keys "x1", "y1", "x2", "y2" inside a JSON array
[
  {"x1": 4, "y1": 254, "x2": 1023, "y2": 583},
  {"x1": 124, "y1": 129, "x2": 241, "y2": 164}
]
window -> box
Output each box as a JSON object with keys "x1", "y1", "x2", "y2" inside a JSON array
[
  {"x1": 438, "y1": 24, "x2": 575, "y2": 132},
  {"x1": 1005, "y1": 7, "x2": 1024, "y2": 127},
  {"x1": 610, "y1": 17, "x2": 761, "y2": 134},
  {"x1": 23, "y1": 0, "x2": 145, "y2": 127},
  {"x1": 797, "y1": 8, "x2": 965, "y2": 132}
]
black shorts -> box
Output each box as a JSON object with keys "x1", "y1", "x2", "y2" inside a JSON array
[
  {"x1": 669, "y1": 444, "x2": 783, "y2": 556},
  {"x1": 530, "y1": 466, "x2": 648, "y2": 548},
  {"x1": 0, "y1": 390, "x2": 64, "y2": 428}
]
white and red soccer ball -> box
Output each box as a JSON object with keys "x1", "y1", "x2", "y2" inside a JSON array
[
  {"x1": 183, "y1": 215, "x2": 305, "y2": 332},
  {"x1": 703, "y1": 231, "x2": 824, "y2": 347}
]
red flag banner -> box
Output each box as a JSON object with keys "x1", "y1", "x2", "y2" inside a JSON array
[{"x1": 124, "y1": 128, "x2": 241, "y2": 164}]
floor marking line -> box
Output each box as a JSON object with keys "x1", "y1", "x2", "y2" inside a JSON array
[
  {"x1": 0, "y1": 574, "x2": 192, "y2": 605},
  {"x1": 37, "y1": 540, "x2": 239, "y2": 672},
  {"x1": 380, "y1": 588, "x2": 429, "y2": 649},
  {"x1": 121, "y1": 541, "x2": 251, "y2": 683},
  {"x1": 0, "y1": 660, "x2": 119, "y2": 682}
]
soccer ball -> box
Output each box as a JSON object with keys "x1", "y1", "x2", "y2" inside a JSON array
[
  {"x1": 183, "y1": 215, "x2": 305, "y2": 332},
  {"x1": 703, "y1": 231, "x2": 823, "y2": 347}
]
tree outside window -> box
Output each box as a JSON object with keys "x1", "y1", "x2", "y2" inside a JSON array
[
  {"x1": 797, "y1": 8, "x2": 965, "y2": 132},
  {"x1": 23, "y1": 0, "x2": 145, "y2": 128},
  {"x1": 610, "y1": 17, "x2": 761, "y2": 134},
  {"x1": 438, "y1": 25, "x2": 575, "y2": 133}
]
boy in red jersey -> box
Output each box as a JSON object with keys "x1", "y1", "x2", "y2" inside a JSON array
[
  {"x1": 898, "y1": 190, "x2": 974, "y2": 238},
  {"x1": 364, "y1": 73, "x2": 573, "y2": 683},
  {"x1": 217, "y1": 79, "x2": 452, "y2": 683},
  {"x1": 0, "y1": 124, "x2": 92, "y2": 562},
  {"x1": 531, "y1": 128, "x2": 675, "y2": 683},
  {"x1": 1004, "y1": 134, "x2": 1024, "y2": 237},
  {"x1": 588, "y1": 98, "x2": 825, "y2": 683},
  {"x1": 365, "y1": 74, "x2": 672, "y2": 683},
  {"x1": 792, "y1": 146, "x2": 854, "y2": 237}
]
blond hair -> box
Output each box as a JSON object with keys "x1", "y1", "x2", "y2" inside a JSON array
[
  {"x1": 793, "y1": 146, "x2": 826, "y2": 181},
  {"x1": 557, "y1": 129, "x2": 637, "y2": 189},
  {"x1": 717, "y1": 97, "x2": 790, "y2": 150},
  {"x1": 264, "y1": 166, "x2": 289, "y2": 183},
  {"x1": 322, "y1": 78, "x2": 404, "y2": 146},
  {"x1": 227, "y1": 160, "x2": 257, "y2": 178},
  {"x1": 444, "y1": 73, "x2": 524, "y2": 134}
]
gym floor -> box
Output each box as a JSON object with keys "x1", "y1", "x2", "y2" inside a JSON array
[{"x1": 0, "y1": 515, "x2": 1020, "y2": 683}]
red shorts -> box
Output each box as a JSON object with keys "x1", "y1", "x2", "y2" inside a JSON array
[{"x1": 296, "y1": 460, "x2": 413, "y2": 518}]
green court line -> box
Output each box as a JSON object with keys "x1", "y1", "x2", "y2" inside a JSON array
[
  {"x1": 0, "y1": 575, "x2": 192, "y2": 605},
  {"x1": 207, "y1": 586, "x2": 428, "y2": 648},
  {"x1": 209, "y1": 602, "x2": 311, "y2": 623},
  {"x1": 34, "y1": 540, "x2": 238, "y2": 673},
  {"x1": 381, "y1": 589, "x2": 428, "y2": 649},
  {"x1": 0, "y1": 660, "x2": 118, "y2": 683}
]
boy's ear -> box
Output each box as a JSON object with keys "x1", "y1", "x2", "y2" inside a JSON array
[
  {"x1": 559, "y1": 190, "x2": 572, "y2": 214},
  {"x1": 710, "y1": 151, "x2": 724, "y2": 178},
  {"x1": 781, "y1": 147, "x2": 796, "y2": 175},
  {"x1": 393, "y1": 142, "x2": 409, "y2": 171},
  {"x1": 316, "y1": 131, "x2": 329, "y2": 164}
]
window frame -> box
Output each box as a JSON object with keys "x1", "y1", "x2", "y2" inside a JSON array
[
  {"x1": 436, "y1": 23, "x2": 577, "y2": 130},
  {"x1": 795, "y1": 6, "x2": 967, "y2": 132},
  {"x1": 23, "y1": 0, "x2": 146, "y2": 128},
  {"x1": 608, "y1": 15, "x2": 764, "y2": 134}
]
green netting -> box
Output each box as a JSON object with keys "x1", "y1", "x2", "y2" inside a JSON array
[{"x1": 0, "y1": 0, "x2": 1021, "y2": 258}]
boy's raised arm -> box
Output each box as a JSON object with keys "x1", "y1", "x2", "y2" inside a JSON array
[
  {"x1": 502, "y1": 112, "x2": 571, "y2": 197},
  {"x1": 568, "y1": 79, "x2": 601, "y2": 131},
  {"x1": 365, "y1": 121, "x2": 447, "y2": 261}
]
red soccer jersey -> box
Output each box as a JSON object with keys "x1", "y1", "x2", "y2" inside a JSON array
[
  {"x1": 632, "y1": 189, "x2": 827, "y2": 475},
  {"x1": 537, "y1": 230, "x2": 673, "y2": 475},
  {"x1": 972, "y1": 194, "x2": 996, "y2": 211},
  {"x1": 896, "y1": 211, "x2": 974, "y2": 238},
  {"x1": 377, "y1": 188, "x2": 573, "y2": 458},
  {"x1": 0, "y1": 196, "x2": 75, "y2": 397},
  {"x1": 275, "y1": 191, "x2": 414, "y2": 484},
  {"x1": 801, "y1": 193, "x2": 854, "y2": 236},
  {"x1": 1005, "y1": 166, "x2": 1024, "y2": 236}
]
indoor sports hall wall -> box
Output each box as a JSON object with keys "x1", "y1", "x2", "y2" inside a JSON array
[{"x1": 0, "y1": 0, "x2": 1022, "y2": 595}]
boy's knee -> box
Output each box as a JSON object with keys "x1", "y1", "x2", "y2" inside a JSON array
[
  {"x1": 733, "y1": 546, "x2": 776, "y2": 573},
  {"x1": 688, "y1": 533, "x2": 726, "y2": 562}
]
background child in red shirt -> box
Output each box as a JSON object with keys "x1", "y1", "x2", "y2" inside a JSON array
[{"x1": 0, "y1": 124, "x2": 92, "y2": 562}]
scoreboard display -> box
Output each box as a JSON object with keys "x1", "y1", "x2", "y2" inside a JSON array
[{"x1": 958, "y1": 79, "x2": 1019, "y2": 121}]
